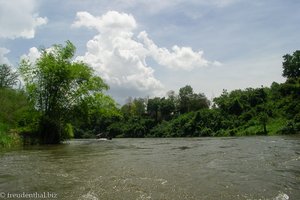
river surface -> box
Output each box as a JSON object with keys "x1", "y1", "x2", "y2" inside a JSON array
[{"x1": 0, "y1": 136, "x2": 299, "y2": 200}]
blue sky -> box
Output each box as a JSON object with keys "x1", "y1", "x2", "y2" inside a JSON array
[{"x1": 0, "y1": 0, "x2": 299, "y2": 103}]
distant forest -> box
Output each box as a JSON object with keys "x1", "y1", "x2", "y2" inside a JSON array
[{"x1": 0, "y1": 41, "x2": 299, "y2": 146}]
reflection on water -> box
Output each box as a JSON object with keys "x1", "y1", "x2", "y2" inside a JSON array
[{"x1": 0, "y1": 136, "x2": 300, "y2": 200}]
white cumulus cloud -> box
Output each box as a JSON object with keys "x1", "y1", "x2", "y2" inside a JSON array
[
  {"x1": 20, "y1": 47, "x2": 41, "y2": 64},
  {"x1": 73, "y1": 11, "x2": 219, "y2": 100},
  {"x1": 138, "y1": 31, "x2": 220, "y2": 70},
  {"x1": 72, "y1": 11, "x2": 137, "y2": 33},
  {"x1": 73, "y1": 11, "x2": 164, "y2": 98},
  {"x1": 0, "y1": 0, "x2": 47, "y2": 39},
  {"x1": 0, "y1": 47, "x2": 11, "y2": 65}
]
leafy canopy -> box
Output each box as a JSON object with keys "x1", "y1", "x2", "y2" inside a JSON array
[
  {"x1": 0, "y1": 64, "x2": 18, "y2": 88},
  {"x1": 282, "y1": 50, "x2": 300, "y2": 79},
  {"x1": 19, "y1": 41, "x2": 109, "y2": 144}
]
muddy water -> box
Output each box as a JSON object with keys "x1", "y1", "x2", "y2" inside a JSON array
[{"x1": 0, "y1": 136, "x2": 299, "y2": 200}]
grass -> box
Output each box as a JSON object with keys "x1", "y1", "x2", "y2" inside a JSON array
[
  {"x1": 233, "y1": 117, "x2": 288, "y2": 136},
  {"x1": 267, "y1": 118, "x2": 287, "y2": 135},
  {"x1": 0, "y1": 122, "x2": 21, "y2": 149}
]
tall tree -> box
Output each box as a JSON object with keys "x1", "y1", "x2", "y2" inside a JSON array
[
  {"x1": 19, "y1": 41, "x2": 108, "y2": 144},
  {"x1": 72, "y1": 93, "x2": 121, "y2": 137},
  {"x1": 179, "y1": 85, "x2": 193, "y2": 113},
  {"x1": 190, "y1": 93, "x2": 210, "y2": 111},
  {"x1": 282, "y1": 50, "x2": 300, "y2": 79},
  {"x1": 147, "y1": 97, "x2": 161, "y2": 122},
  {"x1": 160, "y1": 97, "x2": 175, "y2": 120},
  {"x1": 0, "y1": 64, "x2": 18, "y2": 88},
  {"x1": 132, "y1": 98, "x2": 147, "y2": 116},
  {"x1": 179, "y1": 85, "x2": 209, "y2": 113}
]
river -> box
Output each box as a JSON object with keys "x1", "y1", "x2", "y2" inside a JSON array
[{"x1": 0, "y1": 136, "x2": 299, "y2": 200}]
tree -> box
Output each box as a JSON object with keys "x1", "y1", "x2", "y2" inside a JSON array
[
  {"x1": 0, "y1": 64, "x2": 18, "y2": 88},
  {"x1": 282, "y1": 50, "x2": 300, "y2": 79},
  {"x1": 160, "y1": 97, "x2": 175, "y2": 120},
  {"x1": 147, "y1": 97, "x2": 161, "y2": 122},
  {"x1": 71, "y1": 93, "x2": 121, "y2": 138},
  {"x1": 179, "y1": 85, "x2": 209, "y2": 113},
  {"x1": 189, "y1": 93, "x2": 210, "y2": 111},
  {"x1": 179, "y1": 85, "x2": 193, "y2": 113},
  {"x1": 120, "y1": 97, "x2": 146, "y2": 117},
  {"x1": 0, "y1": 88, "x2": 31, "y2": 125},
  {"x1": 19, "y1": 41, "x2": 108, "y2": 144},
  {"x1": 258, "y1": 112, "x2": 268, "y2": 135},
  {"x1": 132, "y1": 98, "x2": 147, "y2": 116},
  {"x1": 213, "y1": 89, "x2": 230, "y2": 113},
  {"x1": 228, "y1": 99, "x2": 243, "y2": 116}
]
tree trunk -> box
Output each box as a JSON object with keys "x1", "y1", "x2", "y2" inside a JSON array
[
  {"x1": 39, "y1": 116, "x2": 61, "y2": 144},
  {"x1": 263, "y1": 123, "x2": 267, "y2": 135}
]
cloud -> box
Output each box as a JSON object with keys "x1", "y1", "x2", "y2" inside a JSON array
[
  {"x1": 73, "y1": 11, "x2": 164, "y2": 98},
  {"x1": 138, "y1": 31, "x2": 220, "y2": 70},
  {"x1": 20, "y1": 47, "x2": 41, "y2": 64},
  {"x1": 0, "y1": 47, "x2": 11, "y2": 65},
  {"x1": 210, "y1": 0, "x2": 240, "y2": 7},
  {"x1": 105, "y1": 0, "x2": 238, "y2": 14},
  {"x1": 0, "y1": 0, "x2": 47, "y2": 39},
  {"x1": 73, "y1": 11, "x2": 218, "y2": 100},
  {"x1": 72, "y1": 11, "x2": 136, "y2": 33}
]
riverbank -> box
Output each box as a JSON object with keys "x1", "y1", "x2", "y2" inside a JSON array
[
  {"x1": 1, "y1": 126, "x2": 298, "y2": 151},
  {"x1": 0, "y1": 50, "x2": 299, "y2": 144},
  {"x1": 0, "y1": 123, "x2": 21, "y2": 149}
]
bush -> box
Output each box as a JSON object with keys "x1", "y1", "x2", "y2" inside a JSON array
[
  {"x1": 0, "y1": 123, "x2": 21, "y2": 148},
  {"x1": 295, "y1": 122, "x2": 300, "y2": 132},
  {"x1": 149, "y1": 121, "x2": 171, "y2": 137},
  {"x1": 62, "y1": 123, "x2": 74, "y2": 140},
  {"x1": 198, "y1": 127, "x2": 213, "y2": 137},
  {"x1": 279, "y1": 121, "x2": 296, "y2": 134}
]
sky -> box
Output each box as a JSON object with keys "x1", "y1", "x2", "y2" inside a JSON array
[{"x1": 0, "y1": 0, "x2": 299, "y2": 104}]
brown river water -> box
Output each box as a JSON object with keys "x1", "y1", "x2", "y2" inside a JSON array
[{"x1": 0, "y1": 136, "x2": 299, "y2": 200}]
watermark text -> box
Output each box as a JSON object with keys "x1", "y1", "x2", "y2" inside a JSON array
[{"x1": 0, "y1": 192, "x2": 58, "y2": 199}]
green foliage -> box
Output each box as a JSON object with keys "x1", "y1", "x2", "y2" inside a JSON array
[
  {"x1": 62, "y1": 123, "x2": 74, "y2": 140},
  {"x1": 121, "y1": 97, "x2": 147, "y2": 118},
  {"x1": 179, "y1": 85, "x2": 193, "y2": 113},
  {"x1": 257, "y1": 112, "x2": 268, "y2": 134},
  {"x1": 149, "y1": 121, "x2": 172, "y2": 137},
  {"x1": 0, "y1": 88, "x2": 31, "y2": 126},
  {"x1": 1, "y1": 45, "x2": 300, "y2": 147},
  {"x1": 0, "y1": 122, "x2": 22, "y2": 149},
  {"x1": 179, "y1": 85, "x2": 210, "y2": 113},
  {"x1": 147, "y1": 97, "x2": 161, "y2": 121},
  {"x1": 71, "y1": 93, "x2": 121, "y2": 138},
  {"x1": 282, "y1": 50, "x2": 300, "y2": 79},
  {"x1": 0, "y1": 76, "x2": 37, "y2": 147},
  {"x1": 267, "y1": 118, "x2": 287, "y2": 135},
  {"x1": 147, "y1": 108, "x2": 234, "y2": 137},
  {"x1": 132, "y1": 98, "x2": 147, "y2": 116},
  {"x1": 160, "y1": 97, "x2": 175, "y2": 120},
  {"x1": 0, "y1": 64, "x2": 18, "y2": 88},
  {"x1": 109, "y1": 59, "x2": 300, "y2": 138},
  {"x1": 19, "y1": 41, "x2": 109, "y2": 144},
  {"x1": 107, "y1": 117, "x2": 154, "y2": 138},
  {"x1": 0, "y1": 122, "x2": 10, "y2": 148}
]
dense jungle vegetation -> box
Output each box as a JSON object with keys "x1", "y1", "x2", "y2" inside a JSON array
[{"x1": 0, "y1": 41, "x2": 299, "y2": 147}]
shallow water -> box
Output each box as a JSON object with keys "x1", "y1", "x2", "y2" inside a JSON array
[{"x1": 0, "y1": 136, "x2": 299, "y2": 200}]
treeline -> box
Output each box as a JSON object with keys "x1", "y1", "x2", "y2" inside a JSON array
[
  {"x1": 0, "y1": 64, "x2": 32, "y2": 147},
  {"x1": 0, "y1": 41, "x2": 299, "y2": 147},
  {"x1": 105, "y1": 51, "x2": 300, "y2": 138},
  {"x1": 106, "y1": 81, "x2": 300, "y2": 138}
]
